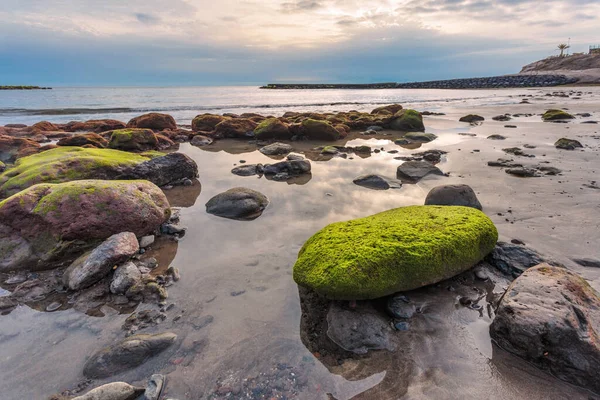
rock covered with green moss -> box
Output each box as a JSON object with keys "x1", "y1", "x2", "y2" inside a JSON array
[
  {"x1": 542, "y1": 109, "x2": 575, "y2": 121},
  {"x1": 389, "y1": 109, "x2": 425, "y2": 131},
  {"x1": 293, "y1": 205, "x2": 498, "y2": 300},
  {"x1": 301, "y1": 119, "x2": 340, "y2": 141},
  {"x1": 108, "y1": 128, "x2": 159, "y2": 151},
  {"x1": 253, "y1": 118, "x2": 291, "y2": 139},
  {"x1": 554, "y1": 137, "x2": 583, "y2": 150},
  {"x1": 0, "y1": 147, "x2": 197, "y2": 198},
  {"x1": 192, "y1": 114, "x2": 229, "y2": 132},
  {"x1": 0, "y1": 179, "x2": 170, "y2": 272}
]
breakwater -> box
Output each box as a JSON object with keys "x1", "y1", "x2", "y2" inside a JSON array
[
  {"x1": 0, "y1": 86, "x2": 52, "y2": 90},
  {"x1": 261, "y1": 74, "x2": 578, "y2": 89}
]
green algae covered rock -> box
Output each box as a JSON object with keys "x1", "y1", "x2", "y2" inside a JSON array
[
  {"x1": 389, "y1": 109, "x2": 425, "y2": 132},
  {"x1": 542, "y1": 109, "x2": 575, "y2": 121},
  {"x1": 0, "y1": 147, "x2": 152, "y2": 198},
  {"x1": 293, "y1": 205, "x2": 498, "y2": 300},
  {"x1": 301, "y1": 119, "x2": 340, "y2": 141},
  {"x1": 108, "y1": 128, "x2": 159, "y2": 151},
  {"x1": 254, "y1": 118, "x2": 291, "y2": 139}
]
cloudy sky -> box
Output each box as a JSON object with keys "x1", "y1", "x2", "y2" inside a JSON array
[{"x1": 1, "y1": 0, "x2": 599, "y2": 85}]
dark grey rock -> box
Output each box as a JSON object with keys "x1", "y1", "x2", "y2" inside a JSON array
[
  {"x1": 353, "y1": 174, "x2": 402, "y2": 190},
  {"x1": 128, "y1": 153, "x2": 199, "y2": 187},
  {"x1": 263, "y1": 159, "x2": 311, "y2": 177},
  {"x1": 490, "y1": 264, "x2": 600, "y2": 394},
  {"x1": 572, "y1": 258, "x2": 600, "y2": 268},
  {"x1": 424, "y1": 184, "x2": 482, "y2": 210},
  {"x1": 492, "y1": 114, "x2": 512, "y2": 121},
  {"x1": 206, "y1": 188, "x2": 269, "y2": 221},
  {"x1": 485, "y1": 241, "x2": 545, "y2": 278},
  {"x1": 554, "y1": 138, "x2": 583, "y2": 150},
  {"x1": 190, "y1": 135, "x2": 213, "y2": 146},
  {"x1": 487, "y1": 134, "x2": 506, "y2": 140},
  {"x1": 403, "y1": 132, "x2": 437, "y2": 143},
  {"x1": 83, "y1": 332, "x2": 177, "y2": 378},
  {"x1": 386, "y1": 294, "x2": 416, "y2": 319},
  {"x1": 487, "y1": 158, "x2": 522, "y2": 168},
  {"x1": 144, "y1": 374, "x2": 166, "y2": 400},
  {"x1": 63, "y1": 232, "x2": 139, "y2": 291},
  {"x1": 459, "y1": 114, "x2": 484, "y2": 123},
  {"x1": 396, "y1": 161, "x2": 444, "y2": 183},
  {"x1": 326, "y1": 303, "x2": 395, "y2": 355},
  {"x1": 505, "y1": 167, "x2": 539, "y2": 177}
]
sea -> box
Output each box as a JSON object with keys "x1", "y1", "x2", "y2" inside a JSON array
[{"x1": 0, "y1": 86, "x2": 524, "y2": 126}]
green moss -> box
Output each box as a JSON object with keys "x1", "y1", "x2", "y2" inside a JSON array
[
  {"x1": 293, "y1": 205, "x2": 498, "y2": 300},
  {"x1": 321, "y1": 146, "x2": 338, "y2": 154},
  {"x1": 108, "y1": 128, "x2": 158, "y2": 151},
  {"x1": 253, "y1": 118, "x2": 290, "y2": 139},
  {"x1": 389, "y1": 109, "x2": 425, "y2": 132},
  {"x1": 542, "y1": 109, "x2": 575, "y2": 121},
  {"x1": 0, "y1": 147, "x2": 151, "y2": 198},
  {"x1": 554, "y1": 137, "x2": 583, "y2": 150}
]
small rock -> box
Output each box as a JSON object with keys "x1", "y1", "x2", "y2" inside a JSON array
[
  {"x1": 72, "y1": 382, "x2": 145, "y2": 400},
  {"x1": 424, "y1": 184, "x2": 482, "y2": 210},
  {"x1": 259, "y1": 142, "x2": 293, "y2": 156},
  {"x1": 485, "y1": 241, "x2": 545, "y2": 278},
  {"x1": 353, "y1": 174, "x2": 402, "y2": 190},
  {"x1": 396, "y1": 161, "x2": 444, "y2": 183},
  {"x1": 139, "y1": 235, "x2": 155, "y2": 248},
  {"x1": 110, "y1": 262, "x2": 142, "y2": 295},
  {"x1": 572, "y1": 258, "x2": 600, "y2": 268},
  {"x1": 387, "y1": 294, "x2": 416, "y2": 319},
  {"x1": 144, "y1": 374, "x2": 166, "y2": 400},
  {"x1": 206, "y1": 188, "x2": 269, "y2": 221},
  {"x1": 505, "y1": 167, "x2": 539, "y2": 177},
  {"x1": 554, "y1": 138, "x2": 583, "y2": 150},
  {"x1": 231, "y1": 164, "x2": 263, "y2": 177}
]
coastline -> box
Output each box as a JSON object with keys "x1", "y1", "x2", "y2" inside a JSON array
[{"x1": 0, "y1": 86, "x2": 51, "y2": 90}]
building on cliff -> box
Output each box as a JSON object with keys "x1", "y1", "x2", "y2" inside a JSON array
[{"x1": 590, "y1": 45, "x2": 600, "y2": 55}]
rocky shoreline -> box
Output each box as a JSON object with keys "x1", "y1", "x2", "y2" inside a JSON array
[
  {"x1": 0, "y1": 96, "x2": 599, "y2": 399},
  {"x1": 0, "y1": 85, "x2": 52, "y2": 90},
  {"x1": 261, "y1": 74, "x2": 578, "y2": 90}
]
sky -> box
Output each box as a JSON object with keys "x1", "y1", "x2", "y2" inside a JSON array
[{"x1": 1, "y1": 0, "x2": 599, "y2": 86}]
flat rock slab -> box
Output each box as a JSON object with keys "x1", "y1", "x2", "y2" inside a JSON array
[
  {"x1": 485, "y1": 241, "x2": 545, "y2": 278},
  {"x1": 259, "y1": 142, "x2": 293, "y2": 155},
  {"x1": 353, "y1": 174, "x2": 402, "y2": 190},
  {"x1": 490, "y1": 264, "x2": 600, "y2": 393},
  {"x1": 396, "y1": 161, "x2": 444, "y2": 183},
  {"x1": 72, "y1": 382, "x2": 144, "y2": 400},
  {"x1": 206, "y1": 187, "x2": 269, "y2": 221}
]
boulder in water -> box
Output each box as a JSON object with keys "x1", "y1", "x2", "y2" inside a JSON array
[
  {"x1": 424, "y1": 184, "x2": 482, "y2": 210},
  {"x1": 542, "y1": 109, "x2": 574, "y2": 121},
  {"x1": 127, "y1": 113, "x2": 177, "y2": 131},
  {"x1": 206, "y1": 187, "x2": 269, "y2": 221},
  {"x1": 108, "y1": 129, "x2": 159, "y2": 152},
  {"x1": 389, "y1": 109, "x2": 424, "y2": 131},
  {"x1": 396, "y1": 161, "x2": 444, "y2": 183},
  {"x1": 293, "y1": 205, "x2": 498, "y2": 300},
  {"x1": 254, "y1": 118, "x2": 291, "y2": 140}
]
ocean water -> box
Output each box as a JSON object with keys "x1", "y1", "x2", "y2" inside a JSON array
[{"x1": 0, "y1": 86, "x2": 524, "y2": 126}]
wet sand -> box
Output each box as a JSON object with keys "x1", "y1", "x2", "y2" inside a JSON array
[{"x1": 0, "y1": 87, "x2": 599, "y2": 399}]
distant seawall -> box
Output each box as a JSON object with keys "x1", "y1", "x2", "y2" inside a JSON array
[
  {"x1": 0, "y1": 86, "x2": 52, "y2": 90},
  {"x1": 261, "y1": 74, "x2": 578, "y2": 89}
]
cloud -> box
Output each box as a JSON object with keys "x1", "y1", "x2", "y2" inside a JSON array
[
  {"x1": 281, "y1": 1, "x2": 323, "y2": 13},
  {"x1": 134, "y1": 13, "x2": 161, "y2": 24}
]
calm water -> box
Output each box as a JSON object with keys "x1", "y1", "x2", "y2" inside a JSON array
[
  {"x1": 0, "y1": 86, "x2": 525, "y2": 126},
  {"x1": 0, "y1": 87, "x2": 599, "y2": 399}
]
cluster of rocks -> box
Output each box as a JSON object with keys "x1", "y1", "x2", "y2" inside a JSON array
[
  {"x1": 260, "y1": 75, "x2": 578, "y2": 90},
  {"x1": 394, "y1": 74, "x2": 578, "y2": 89}
]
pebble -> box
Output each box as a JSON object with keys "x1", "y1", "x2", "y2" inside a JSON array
[
  {"x1": 230, "y1": 290, "x2": 246, "y2": 297},
  {"x1": 46, "y1": 302, "x2": 62, "y2": 312},
  {"x1": 394, "y1": 322, "x2": 410, "y2": 331}
]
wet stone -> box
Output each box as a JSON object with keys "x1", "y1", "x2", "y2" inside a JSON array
[{"x1": 387, "y1": 294, "x2": 417, "y2": 319}]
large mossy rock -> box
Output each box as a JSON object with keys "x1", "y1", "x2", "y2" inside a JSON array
[
  {"x1": 64, "y1": 119, "x2": 126, "y2": 133},
  {"x1": 254, "y1": 118, "x2": 291, "y2": 139},
  {"x1": 301, "y1": 119, "x2": 340, "y2": 141},
  {"x1": 108, "y1": 128, "x2": 159, "y2": 151},
  {"x1": 293, "y1": 205, "x2": 498, "y2": 300},
  {"x1": 56, "y1": 133, "x2": 108, "y2": 148},
  {"x1": 214, "y1": 118, "x2": 258, "y2": 138},
  {"x1": 0, "y1": 147, "x2": 197, "y2": 198},
  {"x1": 389, "y1": 109, "x2": 425, "y2": 131},
  {"x1": 0, "y1": 180, "x2": 170, "y2": 272},
  {"x1": 127, "y1": 113, "x2": 177, "y2": 131},
  {"x1": 542, "y1": 109, "x2": 575, "y2": 121}
]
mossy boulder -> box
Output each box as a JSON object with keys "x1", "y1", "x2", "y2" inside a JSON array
[
  {"x1": 0, "y1": 135, "x2": 40, "y2": 163},
  {"x1": 0, "y1": 147, "x2": 150, "y2": 198},
  {"x1": 214, "y1": 118, "x2": 258, "y2": 138},
  {"x1": 0, "y1": 147, "x2": 198, "y2": 198},
  {"x1": 293, "y1": 205, "x2": 498, "y2": 300},
  {"x1": 542, "y1": 109, "x2": 575, "y2": 121},
  {"x1": 0, "y1": 180, "x2": 170, "y2": 272},
  {"x1": 301, "y1": 119, "x2": 340, "y2": 141},
  {"x1": 0, "y1": 161, "x2": 5, "y2": 173},
  {"x1": 253, "y1": 118, "x2": 291, "y2": 139},
  {"x1": 127, "y1": 113, "x2": 177, "y2": 131},
  {"x1": 57, "y1": 133, "x2": 108, "y2": 148},
  {"x1": 191, "y1": 114, "x2": 229, "y2": 132},
  {"x1": 31, "y1": 121, "x2": 58, "y2": 132},
  {"x1": 389, "y1": 109, "x2": 425, "y2": 131},
  {"x1": 108, "y1": 128, "x2": 159, "y2": 152}
]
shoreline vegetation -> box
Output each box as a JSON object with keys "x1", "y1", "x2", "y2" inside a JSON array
[
  {"x1": 0, "y1": 85, "x2": 52, "y2": 90},
  {"x1": 260, "y1": 74, "x2": 578, "y2": 90}
]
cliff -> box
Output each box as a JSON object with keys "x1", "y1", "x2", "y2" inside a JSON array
[{"x1": 520, "y1": 54, "x2": 600, "y2": 84}]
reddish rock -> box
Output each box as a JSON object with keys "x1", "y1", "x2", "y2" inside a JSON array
[
  {"x1": 371, "y1": 104, "x2": 403, "y2": 115},
  {"x1": 127, "y1": 113, "x2": 177, "y2": 131},
  {"x1": 57, "y1": 133, "x2": 108, "y2": 148},
  {"x1": 64, "y1": 119, "x2": 126, "y2": 133},
  {"x1": 214, "y1": 118, "x2": 258, "y2": 138},
  {"x1": 0, "y1": 135, "x2": 40, "y2": 163},
  {"x1": 0, "y1": 180, "x2": 170, "y2": 272},
  {"x1": 155, "y1": 133, "x2": 176, "y2": 150},
  {"x1": 192, "y1": 114, "x2": 228, "y2": 132},
  {"x1": 31, "y1": 121, "x2": 58, "y2": 132}
]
